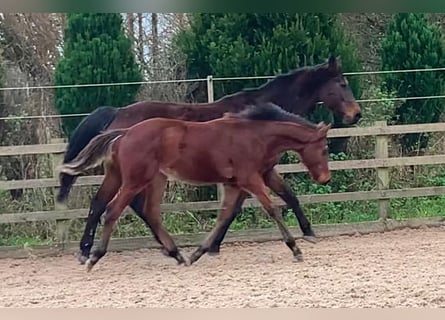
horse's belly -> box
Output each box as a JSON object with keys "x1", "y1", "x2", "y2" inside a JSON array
[{"x1": 160, "y1": 162, "x2": 227, "y2": 186}]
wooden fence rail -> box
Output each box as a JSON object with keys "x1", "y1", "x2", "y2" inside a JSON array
[{"x1": 1, "y1": 120, "x2": 445, "y2": 256}]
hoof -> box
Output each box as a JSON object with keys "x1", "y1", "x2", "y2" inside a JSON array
[
  {"x1": 293, "y1": 254, "x2": 304, "y2": 263},
  {"x1": 207, "y1": 250, "x2": 220, "y2": 257},
  {"x1": 78, "y1": 254, "x2": 89, "y2": 265},
  {"x1": 161, "y1": 248, "x2": 170, "y2": 257},
  {"x1": 176, "y1": 254, "x2": 189, "y2": 266},
  {"x1": 182, "y1": 257, "x2": 191, "y2": 267},
  {"x1": 302, "y1": 235, "x2": 317, "y2": 244},
  {"x1": 188, "y1": 253, "x2": 200, "y2": 266},
  {"x1": 85, "y1": 259, "x2": 95, "y2": 272}
]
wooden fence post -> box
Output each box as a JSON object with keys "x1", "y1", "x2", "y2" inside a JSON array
[
  {"x1": 375, "y1": 121, "x2": 390, "y2": 220},
  {"x1": 51, "y1": 138, "x2": 70, "y2": 249},
  {"x1": 207, "y1": 75, "x2": 224, "y2": 201}
]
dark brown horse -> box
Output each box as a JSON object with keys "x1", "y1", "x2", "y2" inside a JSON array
[
  {"x1": 57, "y1": 56, "x2": 361, "y2": 264},
  {"x1": 59, "y1": 103, "x2": 332, "y2": 271}
]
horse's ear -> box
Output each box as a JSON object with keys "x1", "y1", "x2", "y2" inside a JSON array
[
  {"x1": 328, "y1": 55, "x2": 341, "y2": 73},
  {"x1": 316, "y1": 121, "x2": 326, "y2": 130},
  {"x1": 319, "y1": 123, "x2": 332, "y2": 135},
  {"x1": 316, "y1": 122, "x2": 331, "y2": 135}
]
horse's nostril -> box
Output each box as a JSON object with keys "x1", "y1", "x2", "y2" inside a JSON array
[
  {"x1": 318, "y1": 173, "x2": 331, "y2": 185},
  {"x1": 356, "y1": 112, "x2": 362, "y2": 119}
]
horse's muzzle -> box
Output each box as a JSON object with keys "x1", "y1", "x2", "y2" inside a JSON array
[
  {"x1": 316, "y1": 172, "x2": 331, "y2": 185},
  {"x1": 343, "y1": 111, "x2": 362, "y2": 125}
]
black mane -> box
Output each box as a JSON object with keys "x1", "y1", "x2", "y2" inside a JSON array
[
  {"x1": 244, "y1": 60, "x2": 334, "y2": 94},
  {"x1": 237, "y1": 102, "x2": 318, "y2": 129}
]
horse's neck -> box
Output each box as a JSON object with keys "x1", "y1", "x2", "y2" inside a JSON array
[
  {"x1": 262, "y1": 122, "x2": 316, "y2": 155},
  {"x1": 255, "y1": 71, "x2": 324, "y2": 115},
  {"x1": 280, "y1": 95, "x2": 319, "y2": 115}
]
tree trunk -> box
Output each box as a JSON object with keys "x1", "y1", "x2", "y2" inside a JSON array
[
  {"x1": 127, "y1": 13, "x2": 135, "y2": 42},
  {"x1": 151, "y1": 13, "x2": 158, "y2": 67},
  {"x1": 137, "y1": 13, "x2": 145, "y2": 65}
]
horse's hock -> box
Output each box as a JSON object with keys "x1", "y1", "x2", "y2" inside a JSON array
[{"x1": 0, "y1": 226, "x2": 444, "y2": 307}]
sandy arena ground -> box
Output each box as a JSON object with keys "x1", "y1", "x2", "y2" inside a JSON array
[{"x1": 0, "y1": 226, "x2": 444, "y2": 307}]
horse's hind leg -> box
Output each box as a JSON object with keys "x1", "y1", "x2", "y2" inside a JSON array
[
  {"x1": 207, "y1": 190, "x2": 248, "y2": 255},
  {"x1": 189, "y1": 185, "x2": 242, "y2": 265},
  {"x1": 86, "y1": 183, "x2": 143, "y2": 272},
  {"x1": 141, "y1": 173, "x2": 187, "y2": 265},
  {"x1": 263, "y1": 169, "x2": 317, "y2": 243},
  {"x1": 78, "y1": 162, "x2": 121, "y2": 264},
  {"x1": 244, "y1": 174, "x2": 303, "y2": 262}
]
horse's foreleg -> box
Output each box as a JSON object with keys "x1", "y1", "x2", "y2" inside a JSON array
[
  {"x1": 245, "y1": 174, "x2": 303, "y2": 262},
  {"x1": 86, "y1": 183, "x2": 143, "y2": 272},
  {"x1": 78, "y1": 163, "x2": 121, "y2": 264},
  {"x1": 207, "y1": 190, "x2": 248, "y2": 255},
  {"x1": 128, "y1": 191, "x2": 151, "y2": 224},
  {"x1": 264, "y1": 169, "x2": 316, "y2": 243},
  {"x1": 189, "y1": 185, "x2": 242, "y2": 265}
]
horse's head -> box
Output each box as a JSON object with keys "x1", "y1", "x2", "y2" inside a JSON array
[
  {"x1": 316, "y1": 56, "x2": 362, "y2": 125},
  {"x1": 297, "y1": 122, "x2": 332, "y2": 185},
  {"x1": 251, "y1": 56, "x2": 362, "y2": 126}
]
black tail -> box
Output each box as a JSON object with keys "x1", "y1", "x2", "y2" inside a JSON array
[{"x1": 57, "y1": 106, "x2": 118, "y2": 203}]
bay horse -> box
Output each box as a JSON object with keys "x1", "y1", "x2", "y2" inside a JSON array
[
  {"x1": 58, "y1": 102, "x2": 332, "y2": 271},
  {"x1": 57, "y1": 56, "x2": 361, "y2": 264}
]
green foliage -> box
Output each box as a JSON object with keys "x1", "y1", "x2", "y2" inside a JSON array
[
  {"x1": 54, "y1": 13, "x2": 142, "y2": 137},
  {"x1": 381, "y1": 13, "x2": 445, "y2": 154},
  {"x1": 359, "y1": 85, "x2": 398, "y2": 126}
]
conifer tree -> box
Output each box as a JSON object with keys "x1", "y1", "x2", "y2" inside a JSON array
[
  {"x1": 381, "y1": 13, "x2": 445, "y2": 154},
  {"x1": 55, "y1": 13, "x2": 142, "y2": 137}
]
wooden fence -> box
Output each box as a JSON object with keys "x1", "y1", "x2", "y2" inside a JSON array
[{"x1": 1, "y1": 120, "x2": 445, "y2": 258}]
